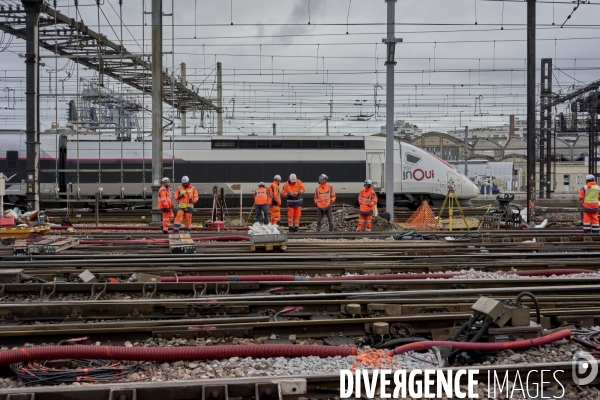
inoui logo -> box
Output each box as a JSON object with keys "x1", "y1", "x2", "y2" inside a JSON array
[{"x1": 402, "y1": 169, "x2": 434, "y2": 181}]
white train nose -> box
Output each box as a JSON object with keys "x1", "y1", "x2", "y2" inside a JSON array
[{"x1": 462, "y1": 176, "x2": 479, "y2": 199}]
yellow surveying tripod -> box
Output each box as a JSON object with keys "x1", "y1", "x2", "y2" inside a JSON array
[{"x1": 434, "y1": 180, "x2": 470, "y2": 231}]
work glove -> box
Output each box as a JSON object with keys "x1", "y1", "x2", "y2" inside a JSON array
[{"x1": 161, "y1": 208, "x2": 170, "y2": 212}]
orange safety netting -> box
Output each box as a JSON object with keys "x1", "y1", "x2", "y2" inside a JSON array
[{"x1": 398, "y1": 201, "x2": 438, "y2": 231}]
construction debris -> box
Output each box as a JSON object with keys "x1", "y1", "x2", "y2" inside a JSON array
[
  {"x1": 306, "y1": 208, "x2": 403, "y2": 232},
  {"x1": 248, "y1": 223, "x2": 281, "y2": 235}
]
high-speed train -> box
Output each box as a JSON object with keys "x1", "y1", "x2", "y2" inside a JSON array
[{"x1": 0, "y1": 130, "x2": 478, "y2": 209}]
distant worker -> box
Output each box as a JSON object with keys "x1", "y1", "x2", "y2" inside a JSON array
[
  {"x1": 267, "y1": 175, "x2": 282, "y2": 225},
  {"x1": 578, "y1": 174, "x2": 600, "y2": 234},
  {"x1": 173, "y1": 176, "x2": 199, "y2": 233},
  {"x1": 253, "y1": 182, "x2": 270, "y2": 224},
  {"x1": 282, "y1": 173, "x2": 305, "y2": 232},
  {"x1": 158, "y1": 177, "x2": 174, "y2": 234},
  {"x1": 314, "y1": 174, "x2": 336, "y2": 232},
  {"x1": 356, "y1": 179, "x2": 378, "y2": 232}
]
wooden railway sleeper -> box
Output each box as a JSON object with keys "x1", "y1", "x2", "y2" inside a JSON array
[{"x1": 89, "y1": 282, "x2": 107, "y2": 300}]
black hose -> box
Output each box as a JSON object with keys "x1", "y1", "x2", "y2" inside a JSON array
[
  {"x1": 451, "y1": 315, "x2": 475, "y2": 342},
  {"x1": 374, "y1": 337, "x2": 429, "y2": 349},
  {"x1": 515, "y1": 291, "x2": 541, "y2": 324},
  {"x1": 448, "y1": 318, "x2": 494, "y2": 362}
]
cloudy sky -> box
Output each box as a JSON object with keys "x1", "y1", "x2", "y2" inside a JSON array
[{"x1": 0, "y1": 0, "x2": 599, "y2": 136}]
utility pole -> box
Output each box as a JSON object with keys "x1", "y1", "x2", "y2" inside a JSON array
[
  {"x1": 181, "y1": 62, "x2": 187, "y2": 136},
  {"x1": 272, "y1": 123, "x2": 276, "y2": 136},
  {"x1": 526, "y1": 0, "x2": 536, "y2": 224},
  {"x1": 217, "y1": 62, "x2": 223, "y2": 135},
  {"x1": 325, "y1": 117, "x2": 329, "y2": 136},
  {"x1": 151, "y1": 0, "x2": 163, "y2": 224},
  {"x1": 23, "y1": 0, "x2": 41, "y2": 211},
  {"x1": 464, "y1": 126, "x2": 469, "y2": 177},
  {"x1": 383, "y1": 0, "x2": 402, "y2": 220}
]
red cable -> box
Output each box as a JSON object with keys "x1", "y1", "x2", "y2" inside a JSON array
[
  {"x1": 388, "y1": 329, "x2": 571, "y2": 356},
  {"x1": 0, "y1": 345, "x2": 356, "y2": 365}
]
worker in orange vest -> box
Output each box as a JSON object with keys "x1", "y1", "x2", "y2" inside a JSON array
[
  {"x1": 158, "y1": 177, "x2": 174, "y2": 234},
  {"x1": 357, "y1": 179, "x2": 378, "y2": 232},
  {"x1": 267, "y1": 175, "x2": 282, "y2": 225},
  {"x1": 173, "y1": 176, "x2": 199, "y2": 233},
  {"x1": 578, "y1": 174, "x2": 600, "y2": 234},
  {"x1": 314, "y1": 174, "x2": 336, "y2": 232},
  {"x1": 253, "y1": 182, "x2": 270, "y2": 224},
  {"x1": 282, "y1": 173, "x2": 305, "y2": 232}
]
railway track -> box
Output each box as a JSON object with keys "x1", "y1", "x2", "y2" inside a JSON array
[
  {"x1": 42, "y1": 206, "x2": 581, "y2": 226},
  {"x1": 1, "y1": 228, "x2": 599, "y2": 397}
]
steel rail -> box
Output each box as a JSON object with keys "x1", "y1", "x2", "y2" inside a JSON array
[
  {"x1": 1, "y1": 278, "x2": 600, "y2": 300},
  {"x1": 0, "y1": 307, "x2": 598, "y2": 346}
]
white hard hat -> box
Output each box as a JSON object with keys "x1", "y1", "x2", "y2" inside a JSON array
[
  {"x1": 181, "y1": 176, "x2": 190, "y2": 184},
  {"x1": 289, "y1": 174, "x2": 297, "y2": 182},
  {"x1": 161, "y1": 177, "x2": 171, "y2": 184},
  {"x1": 586, "y1": 174, "x2": 596, "y2": 181},
  {"x1": 364, "y1": 179, "x2": 373, "y2": 185},
  {"x1": 319, "y1": 174, "x2": 328, "y2": 180},
  {"x1": 258, "y1": 182, "x2": 266, "y2": 187},
  {"x1": 274, "y1": 175, "x2": 282, "y2": 181}
]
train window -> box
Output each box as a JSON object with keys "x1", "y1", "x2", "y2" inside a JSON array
[
  {"x1": 212, "y1": 140, "x2": 238, "y2": 149},
  {"x1": 405, "y1": 153, "x2": 421, "y2": 165},
  {"x1": 319, "y1": 140, "x2": 332, "y2": 148},
  {"x1": 6, "y1": 151, "x2": 18, "y2": 169},
  {"x1": 302, "y1": 140, "x2": 318, "y2": 149},
  {"x1": 257, "y1": 141, "x2": 271, "y2": 149},
  {"x1": 284, "y1": 140, "x2": 301, "y2": 149},
  {"x1": 239, "y1": 140, "x2": 257, "y2": 149},
  {"x1": 270, "y1": 140, "x2": 284, "y2": 148},
  {"x1": 332, "y1": 141, "x2": 345, "y2": 149},
  {"x1": 345, "y1": 140, "x2": 364, "y2": 149}
]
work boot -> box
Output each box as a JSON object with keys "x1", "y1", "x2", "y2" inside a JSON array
[
  {"x1": 294, "y1": 227, "x2": 299, "y2": 232},
  {"x1": 289, "y1": 227, "x2": 294, "y2": 233},
  {"x1": 162, "y1": 230, "x2": 169, "y2": 234}
]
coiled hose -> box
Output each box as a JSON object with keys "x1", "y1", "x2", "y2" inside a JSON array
[{"x1": 0, "y1": 345, "x2": 357, "y2": 366}]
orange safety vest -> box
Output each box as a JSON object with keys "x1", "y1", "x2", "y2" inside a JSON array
[
  {"x1": 314, "y1": 183, "x2": 336, "y2": 209},
  {"x1": 358, "y1": 187, "x2": 378, "y2": 215},
  {"x1": 282, "y1": 180, "x2": 305, "y2": 208},
  {"x1": 175, "y1": 185, "x2": 199, "y2": 208},
  {"x1": 158, "y1": 186, "x2": 172, "y2": 209},
  {"x1": 267, "y1": 181, "x2": 281, "y2": 207},
  {"x1": 254, "y1": 187, "x2": 269, "y2": 205}
]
